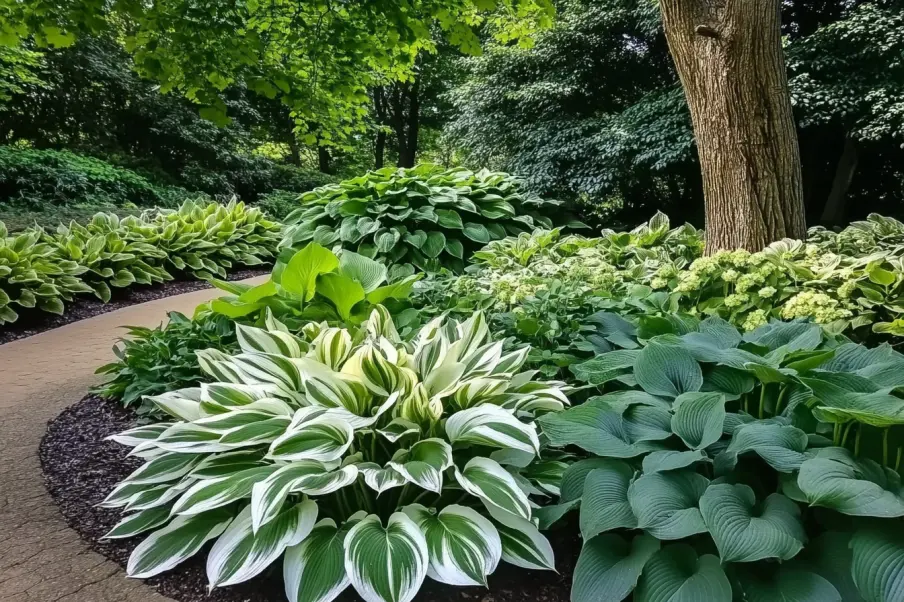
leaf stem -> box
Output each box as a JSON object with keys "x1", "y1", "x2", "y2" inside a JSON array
[
  {"x1": 883, "y1": 428, "x2": 890, "y2": 467},
  {"x1": 855, "y1": 424, "x2": 863, "y2": 458},
  {"x1": 896, "y1": 446, "x2": 902, "y2": 473},
  {"x1": 841, "y1": 422, "x2": 854, "y2": 449},
  {"x1": 833, "y1": 422, "x2": 842, "y2": 446},
  {"x1": 758, "y1": 384, "x2": 767, "y2": 419},
  {"x1": 773, "y1": 385, "x2": 788, "y2": 417}
]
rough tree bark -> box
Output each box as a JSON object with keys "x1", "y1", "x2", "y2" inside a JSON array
[
  {"x1": 659, "y1": 0, "x2": 807, "y2": 253},
  {"x1": 820, "y1": 134, "x2": 859, "y2": 225}
]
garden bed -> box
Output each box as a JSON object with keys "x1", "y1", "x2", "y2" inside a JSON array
[
  {"x1": 40, "y1": 395, "x2": 578, "y2": 602},
  {"x1": 0, "y1": 268, "x2": 267, "y2": 345}
]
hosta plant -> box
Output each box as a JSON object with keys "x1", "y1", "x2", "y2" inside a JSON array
[
  {"x1": 280, "y1": 164, "x2": 572, "y2": 277},
  {"x1": 538, "y1": 317, "x2": 904, "y2": 601},
  {"x1": 102, "y1": 308, "x2": 571, "y2": 602}
]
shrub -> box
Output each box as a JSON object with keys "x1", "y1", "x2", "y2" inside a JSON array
[
  {"x1": 0, "y1": 146, "x2": 184, "y2": 209},
  {"x1": 102, "y1": 308, "x2": 570, "y2": 601},
  {"x1": 280, "y1": 164, "x2": 574, "y2": 278},
  {"x1": 538, "y1": 317, "x2": 904, "y2": 601},
  {"x1": 94, "y1": 312, "x2": 238, "y2": 414}
]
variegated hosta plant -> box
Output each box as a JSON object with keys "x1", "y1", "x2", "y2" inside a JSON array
[{"x1": 102, "y1": 308, "x2": 570, "y2": 602}]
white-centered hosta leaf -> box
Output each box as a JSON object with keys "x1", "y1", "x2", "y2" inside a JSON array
[
  {"x1": 572, "y1": 534, "x2": 660, "y2": 602},
  {"x1": 634, "y1": 544, "x2": 732, "y2": 602},
  {"x1": 389, "y1": 438, "x2": 453, "y2": 493},
  {"x1": 451, "y1": 377, "x2": 509, "y2": 409},
  {"x1": 359, "y1": 463, "x2": 407, "y2": 494},
  {"x1": 122, "y1": 452, "x2": 204, "y2": 485},
  {"x1": 200, "y1": 382, "x2": 284, "y2": 410},
  {"x1": 194, "y1": 410, "x2": 278, "y2": 433},
  {"x1": 634, "y1": 342, "x2": 703, "y2": 398},
  {"x1": 579, "y1": 462, "x2": 638, "y2": 540},
  {"x1": 377, "y1": 418, "x2": 420, "y2": 443},
  {"x1": 344, "y1": 513, "x2": 428, "y2": 602},
  {"x1": 670, "y1": 392, "x2": 726, "y2": 450},
  {"x1": 190, "y1": 450, "x2": 266, "y2": 480},
  {"x1": 147, "y1": 389, "x2": 203, "y2": 422},
  {"x1": 104, "y1": 506, "x2": 172, "y2": 539},
  {"x1": 402, "y1": 503, "x2": 501, "y2": 586},
  {"x1": 154, "y1": 422, "x2": 235, "y2": 453},
  {"x1": 628, "y1": 470, "x2": 709, "y2": 540},
  {"x1": 231, "y1": 352, "x2": 302, "y2": 391},
  {"x1": 236, "y1": 323, "x2": 304, "y2": 357},
  {"x1": 726, "y1": 422, "x2": 809, "y2": 473},
  {"x1": 849, "y1": 526, "x2": 904, "y2": 602},
  {"x1": 197, "y1": 349, "x2": 245, "y2": 383},
  {"x1": 219, "y1": 415, "x2": 292, "y2": 448},
  {"x1": 127, "y1": 509, "x2": 233, "y2": 579},
  {"x1": 207, "y1": 500, "x2": 317, "y2": 588},
  {"x1": 454, "y1": 457, "x2": 531, "y2": 520},
  {"x1": 486, "y1": 506, "x2": 555, "y2": 571},
  {"x1": 173, "y1": 466, "x2": 279, "y2": 515},
  {"x1": 106, "y1": 423, "x2": 171, "y2": 447},
  {"x1": 446, "y1": 404, "x2": 540, "y2": 456},
  {"x1": 251, "y1": 461, "x2": 326, "y2": 531},
  {"x1": 699, "y1": 484, "x2": 806, "y2": 563},
  {"x1": 797, "y1": 447, "x2": 904, "y2": 517},
  {"x1": 267, "y1": 415, "x2": 354, "y2": 462},
  {"x1": 308, "y1": 327, "x2": 353, "y2": 371},
  {"x1": 284, "y1": 518, "x2": 353, "y2": 602}
]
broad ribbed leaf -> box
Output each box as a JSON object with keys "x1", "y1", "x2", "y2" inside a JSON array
[
  {"x1": 642, "y1": 450, "x2": 709, "y2": 474},
  {"x1": 572, "y1": 534, "x2": 660, "y2": 602},
  {"x1": 850, "y1": 526, "x2": 904, "y2": 602},
  {"x1": 463, "y1": 222, "x2": 490, "y2": 243},
  {"x1": 403, "y1": 504, "x2": 501, "y2": 586},
  {"x1": 634, "y1": 545, "x2": 732, "y2": 602},
  {"x1": 539, "y1": 400, "x2": 664, "y2": 458},
  {"x1": 344, "y1": 513, "x2": 428, "y2": 602},
  {"x1": 207, "y1": 500, "x2": 317, "y2": 588},
  {"x1": 388, "y1": 438, "x2": 453, "y2": 493},
  {"x1": 317, "y1": 273, "x2": 365, "y2": 321},
  {"x1": 699, "y1": 484, "x2": 805, "y2": 562},
  {"x1": 634, "y1": 342, "x2": 703, "y2": 398},
  {"x1": 455, "y1": 457, "x2": 531, "y2": 520},
  {"x1": 446, "y1": 404, "x2": 540, "y2": 456},
  {"x1": 579, "y1": 462, "x2": 637, "y2": 539},
  {"x1": 284, "y1": 518, "x2": 351, "y2": 602},
  {"x1": 628, "y1": 470, "x2": 709, "y2": 540},
  {"x1": 670, "y1": 392, "x2": 726, "y2": 450},
  {"x1": 560, "y1": 458, "x2": 617, "y2": 503},
  {"x1": 127, "y1": 509, "x2": 233, "y2": 578},
  {"x1": 339, "y1": 251, "x2": 387, "y2": 293},
  {"x1": 726, "y1": 422, "x2": 809, "y2": 473},
  {"x1": 281, "y1": 243, "x2": 339, "y2": 301},
  {"x1": 797, "y1": 448, "x2": 904, "y2": 517},
  {"x1": 735, "y1": 567, "x2": 841, "y2": 602}
]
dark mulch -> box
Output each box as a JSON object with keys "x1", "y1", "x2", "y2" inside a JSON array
[
  {"x1": 0, "y1": 269, "x2": 267, "y2": 345},
  {"x1": 41, "y1": 395, "x2": 578, "y2": 602}
]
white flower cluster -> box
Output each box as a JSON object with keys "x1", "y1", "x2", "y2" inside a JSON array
[{"x1": 781, "y1": 291, "x2": 853, "y2": 324}]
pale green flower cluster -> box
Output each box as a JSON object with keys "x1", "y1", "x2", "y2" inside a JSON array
[
  {"x1": 742, "y1": 309, "x2": 769, "y2": 332},
  {"x1": 781, "y1": 291, "x2": 853, "y2": 324}
]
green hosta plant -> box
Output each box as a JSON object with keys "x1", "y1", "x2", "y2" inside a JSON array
[
  {"x1": 0, "y1": 222, "x2": 93, "y2": 324},
  {"x1": 538, "y1": 317, "x2": 904, "y2": 602},
  {"x1": 280, "y1": 164, "x2": 572, "y2": 277},
  {"x1": 103, "y1": 308, "x2": 570, "y2": 602}
]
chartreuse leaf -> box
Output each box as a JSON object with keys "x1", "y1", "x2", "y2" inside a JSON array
[
  {"x1": 628, "y1": 470, "x2": 709, "y2": 540},
  {"x1": 634, "y1": 544, "x2": 732, "y2": 602},
  {"x1": 797, "y1": 448, "x2": 904, "y2": 517},
  {"x1": 699, "y1": 484, "x2": 806, "y2": 563},
  {"x1": 579, "y1": 462, "x2": 637, "y2": 540},
  {"x1": 572, "y1": 534, "x2": 659, "y2": 602},
  {"x1": 634, "y1": 342, "x2": 703, "y2": 398},
  {"x1": 316, "y1": 273, "x2": 365, "y2": 320},
  {"x1": 850, "y1": 525, "x2": 904, "y2": 602},
  {"x1": 454, "y1": 457, "x2": 531, "y2": 520},
  {"x1": 670, "y1": 392, "x2": 726, "y2": 450},
  {"x1": 402, "y1": 504, "x2": 501, "y2": 587},
  {"x1": 206, "y1": 500, "x2": 318, "y2": 588},
  {"x1": 446, "y1": 404, "x2": 540, "y2": 456},
  {"x1": 284, "y1": 518, "x2": 353, "y2": 602},
  {"x1": 127, "y1": 509, "x2": 233, "y2": 578},
  {"x1": 344, "y1": 513, "x2": 428, "y2": 602},
  {"x1": 735, "y1": 566, "x2": 841, "y2": 602},
  {"x1": 281, "y1": 243, "x2": 339, "y2": 301}
]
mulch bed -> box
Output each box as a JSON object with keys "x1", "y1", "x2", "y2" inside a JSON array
[
  {"x1": 41, "y1": 395, "x2": 578, "y2": 602},
  {"x1": 0, "y1": 269, "x2": 267, "y2": 345}
]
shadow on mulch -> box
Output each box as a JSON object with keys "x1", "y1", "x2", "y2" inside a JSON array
[
  {"x1": 0, "y1": 268, "x2": 268, "y2": 345},
  {"x1": 40, "y1": 395, "x2": 579, "y2": 602}
]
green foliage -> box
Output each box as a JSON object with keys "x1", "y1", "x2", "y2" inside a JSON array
[
  {"x1": 102, "y1": 308, "x2": 569, "y2": 601},
  {"x1": 94, "y1": 312, "x2": 238, "y2": 414},
  {"x1": 539, "y1": 317, "x2": 904, "y2": 601},
  {"x1": 281, "y1": 164, "x2": 572, "y2": 277}
]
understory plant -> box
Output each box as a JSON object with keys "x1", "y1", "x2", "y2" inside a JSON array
[
  {"x1": 280, "y1": 164, "x2": 572, "y2": 277},
  {"x1": 102, "y1": 309, "x2": 570, "y2": 602},
  {"x1": 538, "y1": 318, "x2": 904, "y2": 601}
]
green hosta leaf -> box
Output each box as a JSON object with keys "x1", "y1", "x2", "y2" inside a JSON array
[
  {"x1": 344, "y1": 513, "x2": 428, "y2": 602},
  {"x1": 642, "y1": 450, "x2": 710, "y2": 474},
  {"x1": 173, "y1": 466, "x2": 279, "y2": 515},
  {"x1": 725, "y1": 422, "x2": 809, "y2": 473},
  {"x1": 488, "y1": 508, "x2": 555, "y2": 571},
  {"x1": 700, "y1": 484, "x2": 805, "y2": 563},
  {"x1": 671, "y1": 392, "x2": 726, "y2": 450},
  {"x1": 281, "y1": 243, "x2": 339, "y2": 301},
  {"x1": 634, "y1": 544, "x2": 732, "y2": 602},
  {"x1": 628, "y1": 470, "x2": 709, "y2": 540},
  {"x1": 744, "y1": 320, "x2": 823, "y2": 352},
  {"x1": 797, "y1": 448, "x2": 904, "y2": 517},
  {"x1": 572, "y1": 534, "x2": 660, "y2": 602},
  {"x1": 436, "y1": 208, "x2": 463, "y2": 229},
  {"x1": 735, "y1": 567, "x2": 841, "y2": 602},
  {"x1": 571, "y1": 350, "x2": 640, "y2": 385},
  {"x1": 207, "y1": 500, "x2": 318, "y2": 588},
  {"x1": 402, "y1": 504, "x2": 501, "y2": 586},
  {"x1": 388, "y1": 438, "x2": 453, "y2": 494},
  {"x1": 339, "y1": 250, "x2": 387, "y2": 293},
  {"x1": 454, "y1": 457, "x2": 531, "y2": 520},
  {"x1": 560, "y1": 458, "x2": 616, "y2": 503},
  {"x1": 850, "y1": 526, "x2": 904, "y2": 602},
  {"x1": 579, "y1": 462, "x2": 637, "y2": 539},
  {"x1": 268, "y1": 415, "x2": 354, "y2": 463},
  {"x1": 374, "y1": 228, "x2": 402, "y2": 253},
  {"x1": 634, "y1": 342, "x2": 703, "y2": 398},
  {"x1": 446, "y1": 404, "x2": 540, "y2": 457},
  {"x1": 127, "y1": 509, "x2": 233, "y2": 579},
  {"x1": 284, "y1": 518, "x2": 352, "y2": 602},
  {"x1": 421, "y1": 231, "x2": 446, "y2": 258},
  {"x1": 444, "y1": 238, "x2": 464, "y2": 259},
  {"x1": 463, "y1": 222, "x2": 490, "y2": 243},
  {"x1": 316, "y1": 272, "x2": 365, "y2": 320},
  {"x1": 539, "y1": 401, "x2": 665, "y2": 459}
]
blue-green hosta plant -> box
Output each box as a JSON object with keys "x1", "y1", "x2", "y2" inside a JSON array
[
  {"x1": 280, "y1": 164, "x2": 572, "y2": 278},
  {"x1": 102, "y1": 308, "x2": 571, "y2": 602},
  {"x1": 538, "y1": 318, "x2": 904, "y2": 601}
]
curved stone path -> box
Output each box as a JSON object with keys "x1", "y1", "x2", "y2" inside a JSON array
[{"x1": 0, "y1": 280, "x2": 264, "y2": 602}]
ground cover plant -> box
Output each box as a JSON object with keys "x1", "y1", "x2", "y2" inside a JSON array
[
  {"x1": 538, "y1": 317, "x2": 904, "y2": 601},
  {"x1": 101, "y1": 308, "x2": 570, "y2": 602},
  {"x1": 279, "y1": 164, "x2": 575, "y2": 278}
]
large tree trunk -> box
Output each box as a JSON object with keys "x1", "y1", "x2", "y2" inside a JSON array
[
  {"x1": 402, "y1": 79, "x2": 420, "y2": 168},
  {"x1": 373, "y1": 87, "x2": 387, "y2": 169},
  {"x1": 820, "y1": 134, "x2": 859, "y2": 225},
  {"x1": 318, "y1": 146, "x2": 332, "y2": 174},
  {"x1": 660, "y1": 0, "x2": 807, "y2": 253}
]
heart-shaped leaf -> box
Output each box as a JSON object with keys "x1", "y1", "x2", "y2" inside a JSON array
[
  {"x1": 454, "y1": 457, "x2": 531, "y2": 520},
  {"x1": 389, "y1": 438, "x2": 453, "y2": 493},
  {"x1": 849, "y1": 525, "x2": 904, "y2": 602},
  {"x1": 628, "y1": 470, "x2": 709, "y2": 540},
  {"x1": 572, "y1": 534, "x2": 660, "y2": 602},
  {"x1": 634, "y1": 544, "x2": 731, "y2": 602},
  {"x1": 797, "y1": 448, "x2": 904, "y2": 517},
  {"x1": 344, "y1": 513, "x2": 428, "y2": 602},
  {"x1": 671, "y1": 392, "x2": 726, "y2": 450},
  {"x1": 579, "y1": 462, "x2": 637, "y2": 540},
  {"x1": 634, "y1": 342, "x2": 703, "y2": 398}
]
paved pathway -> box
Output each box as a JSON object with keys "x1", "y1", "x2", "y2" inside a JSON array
[{"x1": 0, "y1": 280, "x2": 264, "y2": 602}]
